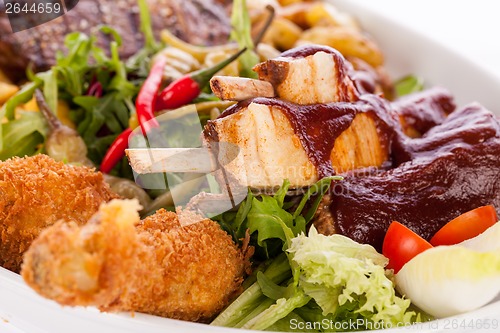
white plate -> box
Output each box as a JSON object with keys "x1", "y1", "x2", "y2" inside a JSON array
[{"x1": 1, "y1": 1, "x2": 500, "y2": 332}]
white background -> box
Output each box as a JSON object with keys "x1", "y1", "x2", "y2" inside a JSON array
[{"x1": 351, "y1": 0, "x2": 500, "y2": 79}]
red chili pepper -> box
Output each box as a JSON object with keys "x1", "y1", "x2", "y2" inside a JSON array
[
  {"x1": 100, "y1": 56, "x2": 167, "y2": 173},
  {"x1": 136, "y1": 56, "x2": 167, "y2": 134},
  {"x1": 155, "y1": 48, "x2": 247, "y2": 111},
  {"x1": 100, "y1": 128, "x2": 133, "y2": 174}
]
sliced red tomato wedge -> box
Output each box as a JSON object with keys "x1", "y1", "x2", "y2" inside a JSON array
[
  {"x1": 430, "y1": 205, "x2": 498, "y2": 246},
  {"x1": 382, "y1": 221, "x2": 433, "y2": 273}
]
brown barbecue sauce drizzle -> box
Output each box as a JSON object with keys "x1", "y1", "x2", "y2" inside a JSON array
[
  {"x1": 329, "y1": 104, "x2": 500, "y2": 250},
  {"x1": 219, "y1": 95, "x2": 398, "y2": 178},
  {"x1": 217, "y1": 45, "x2": 399, "y2": 177},
  {"x1": 217, "y1": 45, "x2": 461, "y2": 178}
]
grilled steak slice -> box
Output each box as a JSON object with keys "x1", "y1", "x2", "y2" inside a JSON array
[{"x1": 0, "y1": 0, "x2": 231, "y2": 81}]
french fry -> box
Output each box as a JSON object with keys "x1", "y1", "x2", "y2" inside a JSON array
[
  {"x1": 261, "y1": 17, "x2": 303, "y2": 51},
  {"x1": 297, "y1": 26, "x2": 384, "y2": 67},
  {"x1": 305, "y1": 3, "x2": 359, "y2": 30},
  {"x1": 56, "y1": 100, "x2": 76, "y2": 129},
  {"x1": 19, "y1": 97, "x2": 76, "y2": 129},
  {"x1": 278, "y1": 0, "x2": 307, "y2": 6},
  {"x1": 0, "y1": 82, "x2": 19, "y2": 105},
  {"x1": 279, "y1": 2, "x2": 313, "y2": 29},
  {"x1": 22, "y1": 97, "x2": 39, "y2": 112}
]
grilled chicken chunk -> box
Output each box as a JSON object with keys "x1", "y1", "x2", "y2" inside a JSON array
[
  {"x1": 253, "y1": 45, "x2": 358, "y2": 104},
  {"x1": 204, "y1": 45, "x2": 388, "y2": 190},
  {"x1": 204, "y1": 97, "x2": 389, "y2": 190}
]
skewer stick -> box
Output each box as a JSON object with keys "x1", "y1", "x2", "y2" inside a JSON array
[
  {"x1": 210, "y1": 76, "x2": 276, "y2": 101},
  {"x1": 126, "y1": 148, "x2": 216, "y2": 174}
]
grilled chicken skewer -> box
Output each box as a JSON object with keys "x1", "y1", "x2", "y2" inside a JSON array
[
  {"x1": 127, "y1": 46, "x2": 454, "y2": 192},
  {"x1": 210, "y1": 76, "x2": 276, "y2": 101},
  {"x1": 128, "y1": 46, "x2": 381, "y2": 189}
]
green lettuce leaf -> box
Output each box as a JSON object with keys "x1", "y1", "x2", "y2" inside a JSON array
[{"x1": 288, "y1": 227, "x2": 417, "y2": 327}]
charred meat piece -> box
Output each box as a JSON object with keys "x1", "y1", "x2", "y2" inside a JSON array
[
  {"x1": 0, "y1": 0, "x2": 231, "y2": 81},
  {"x1": 318, "y1": 104, "x2": 500, "y2": 251}
]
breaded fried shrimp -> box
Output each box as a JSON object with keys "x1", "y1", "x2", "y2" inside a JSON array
[
  {"x1": 21, "y1": 199, "x2": 248, "y2": 322},
  {"x1": 0, "y1": 154, "x2": 117, "y2": 272}
]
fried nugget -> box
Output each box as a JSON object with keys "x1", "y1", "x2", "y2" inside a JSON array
[
  {"x1": 0, "y1": 154, "x2": 118, "y2": 272},
  {"x1": 21, "y1": 199, "x2": 248, "y2": 322}
]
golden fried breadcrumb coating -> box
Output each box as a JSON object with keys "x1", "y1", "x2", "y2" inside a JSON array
[
  {"x1": 21, "y1": 199, "x2": 248, "y2": 322},
  {"x1": 0, "y1": 154, "x2": 118, "y2": 272}
]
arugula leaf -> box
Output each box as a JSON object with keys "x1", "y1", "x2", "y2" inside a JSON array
[
  {"x1": 56, "y1": 32, "x2": 92, "y2": 70},
  {"x1": 247, "y1": 194, "x2": 296, "y2": 255},
  {"x1": 293, "y1": 176, "x2": 342, "y2": 221}
]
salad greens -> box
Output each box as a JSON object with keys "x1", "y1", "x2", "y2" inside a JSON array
[
  {"x1": 213, "y1": 178, "x2": 423, "y2": 331},
  {"x1": 0, "y1": 82, "x2": 45, "y2": 155},
  {"x1": 0, "y1": 0, "x2": 161, "y2": 176},
  {"x1": 230, "y1": 0, "x2": 260, "y2": 79},
  {"x1": 289, "y1": 228, "x2": 417, "y2": 328}
]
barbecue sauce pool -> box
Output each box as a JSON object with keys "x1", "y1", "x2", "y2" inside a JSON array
[
  {"x1": 212, "y1": 45, "x2": 500, "y2": 251},
  {"x1": 331, "y1": 104, "x2": 500, "y2": 250}
]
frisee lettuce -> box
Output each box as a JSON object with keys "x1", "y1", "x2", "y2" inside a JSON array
[{"x1": 289, "y1": 227, "x2": 418, "y2": 328}]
